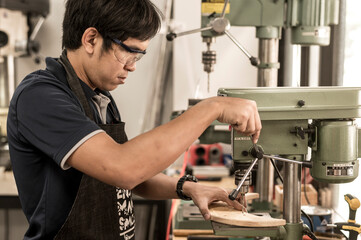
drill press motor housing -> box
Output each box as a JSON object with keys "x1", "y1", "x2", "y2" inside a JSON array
[
  {"x1": 218, "y1": 87, "x2": 361, "y2": 185},
  {"x1": 213, "y1": 87, "x2": 361, "y2": 239}
]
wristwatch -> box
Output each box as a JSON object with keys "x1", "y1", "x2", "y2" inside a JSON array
[{"x1": 176, "y1": 174, "x2": 198, "y2": 200}]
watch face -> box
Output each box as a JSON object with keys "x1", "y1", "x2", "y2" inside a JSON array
[{"x1": 190, "y1": 175, "x2": 198, "y2": 182}]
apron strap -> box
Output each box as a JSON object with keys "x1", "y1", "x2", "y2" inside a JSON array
[{"x1": 58, "y1": 49, "x2": 95, "y2": 121}]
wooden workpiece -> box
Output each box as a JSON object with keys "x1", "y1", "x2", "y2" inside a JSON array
[
  {"x1": 244, "y1": 192, "x2": 259, "y2": 201},
  {"x1": 209, "y1": 201, "x2": 286, "y2": 227}
]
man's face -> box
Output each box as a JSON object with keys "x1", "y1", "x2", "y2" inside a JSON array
[{"x1": 85, "y1": 37, "x2": 149, "y2": 91}]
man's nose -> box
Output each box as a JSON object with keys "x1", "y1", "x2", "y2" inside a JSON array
[{"x1": 125, "y1": 62, "x2": 136, "y2": 72}]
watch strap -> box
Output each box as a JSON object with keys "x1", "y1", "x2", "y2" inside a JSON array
[{"x1": 176, "y1": 174, "x2": 198, "y2": 200}]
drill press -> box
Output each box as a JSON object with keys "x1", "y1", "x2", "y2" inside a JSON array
[
  {"x1": 167, "y1": 1, "x2": 341, "y2": 215},
  {"x1": 215, "y1": 87, "x2": 361, "y2": 240},
  {"x1": 168, "y1": 1, "x2": 350, "y2": 238}
]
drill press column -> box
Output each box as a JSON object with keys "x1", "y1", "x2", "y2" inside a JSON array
[
  {"x1": 255, "y1": 26, "x2": 280, "y2": 206},
  {"x1": 257, "y1": 27, "x2": 280, "y2": 87}
]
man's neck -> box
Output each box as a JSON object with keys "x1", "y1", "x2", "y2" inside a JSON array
[{"x1": 67, "y1": 49, "x2": 96, "y2": 90}]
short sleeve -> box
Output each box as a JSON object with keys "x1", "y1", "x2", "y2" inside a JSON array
[{"x1": 15, "y1": 81, "x2": 101, "y2": 167}]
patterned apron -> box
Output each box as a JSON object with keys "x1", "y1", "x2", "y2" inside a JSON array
[{"x1": 53, "y1": 50, "x2": 135, "y2": 239}]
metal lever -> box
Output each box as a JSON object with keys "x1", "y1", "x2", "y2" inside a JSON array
[
  {"x1": 229, "y1": 158, "x2": 259, "y2": 200},
  {"x1": 263, "y1": 154, "x2": 312, "y2": 168},
  {"x1": 167, "y1": 0, "x2": 229, "y2": 41},
  {"x1": 166, "y1": 26, "x2": 213, "y2": 41},
  {"x1": 228, "y1": 136, "x2": 261, "y2": 200},
  {"x1": 168, "y1": 23, "x2": 260, "y2": 66},
  {"x1": 220, "y1": 0, "x2": 229, "y2": 18},
  {"x1": 224, "y1": 30, "x2": 259, "y2": 66}
]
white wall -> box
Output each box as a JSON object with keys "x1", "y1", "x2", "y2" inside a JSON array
[{"x1": 172, "y1": 0, "x2": 258, "y2": 111}]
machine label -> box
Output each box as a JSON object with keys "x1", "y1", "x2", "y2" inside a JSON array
[
  {"x1": 201, "y1": 0, "x2": 230, "y2": 15},
  {"x1": 234, "y1": 137, "x2": 251, "y2": 141},
  {"x1": 326, "y1": 165, "x2": 354, "y2": 176}
]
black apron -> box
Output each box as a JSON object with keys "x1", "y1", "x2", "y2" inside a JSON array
[{"x1": 53, "y1": 50, "x2": 135, "y2": 240}]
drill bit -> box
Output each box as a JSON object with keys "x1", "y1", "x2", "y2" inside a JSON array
[{"x1": 207, "y1": 73, "x2": 210, "y2": 93}]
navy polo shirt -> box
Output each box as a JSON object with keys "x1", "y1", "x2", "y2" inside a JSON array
[{"x1": 7, "y1": 57, "x2": 121, "y2": 239}]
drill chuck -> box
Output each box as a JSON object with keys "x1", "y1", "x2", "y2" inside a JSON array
[
  {"x1": 235, "y1": 169, "x2": 251, "y2": 194},
  {"x1": 202, "y1": 50, "x2": 216, "y2": 73}
]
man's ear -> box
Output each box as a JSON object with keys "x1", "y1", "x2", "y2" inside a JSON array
[{"x1": 82, "y1": 27, "x2": 100, "y2": 54}]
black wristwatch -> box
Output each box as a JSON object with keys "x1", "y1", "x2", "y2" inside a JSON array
[{"x1": 176, "y1": 174, "x2": 198, "y2": 200}]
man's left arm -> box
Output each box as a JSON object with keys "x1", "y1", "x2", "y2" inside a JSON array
[
  {"x1": 133, "y1": 173, "x2": 243, "y2": 220},
  {"x1": 132, "y1": 173, "x2": 178, "y2": 200}
]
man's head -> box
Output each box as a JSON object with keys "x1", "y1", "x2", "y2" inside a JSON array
[
  {"x1": 62, "y1": 0, "x2": 162, "y2": 51},
  {"x1": 62, "y1": 0, "x2": 162, "y2": 91}
]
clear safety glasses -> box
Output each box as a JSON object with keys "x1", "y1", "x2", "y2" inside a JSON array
[{"x1": 111, "y1": 38, "x2": 146, "y2": 66}]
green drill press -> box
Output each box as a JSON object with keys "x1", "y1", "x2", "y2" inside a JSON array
[
  {"x1": 167, "y1": 1, "x2": 349, "y2": 239},
  {"x1": 216, "y1": 87, "x2": 361, "y2": 240},
  {"x1": 167, "y1": 0, "x2": 340, "y2": 219}
]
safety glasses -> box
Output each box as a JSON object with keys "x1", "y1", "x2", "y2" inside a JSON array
[{"x1": 111, "y1": 38, "x2": 146, "y2": 66}]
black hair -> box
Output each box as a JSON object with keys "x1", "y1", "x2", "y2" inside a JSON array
[{"x1": 62, "y1": 0, "x2": 162, "y2": 50}]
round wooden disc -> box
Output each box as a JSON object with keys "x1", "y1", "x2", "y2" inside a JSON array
[{"x1": 209, "y1": 202, "x2": 286, "y2": 227}]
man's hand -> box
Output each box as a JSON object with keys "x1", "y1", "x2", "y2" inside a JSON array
[
  {"x1": 182, "y1": 182, "x2": 244, "y2": 220},
  {"x1": 204, "y1": 97, "x2": 262, "y2": 143}
]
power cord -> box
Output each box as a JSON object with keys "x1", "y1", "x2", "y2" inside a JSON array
[
  {"x1": 304, "y1": 167, "x2": 311, "y2": 205},
  {"x1": 303, "y1": 224, "x2": 319, "y2": 240}
]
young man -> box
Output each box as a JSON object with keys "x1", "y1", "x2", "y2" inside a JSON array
[{"x1": 7, "y1": 0, "x2": 262, "y2": 239}]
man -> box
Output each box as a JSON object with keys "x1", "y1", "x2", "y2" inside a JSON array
[{"x1": 7, "y1": 0, "x2": 262, "y2": 239}]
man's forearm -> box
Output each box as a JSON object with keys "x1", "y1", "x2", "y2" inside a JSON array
[{"x1": 133, "y1": 173, "x2": 179, "y2": 200}]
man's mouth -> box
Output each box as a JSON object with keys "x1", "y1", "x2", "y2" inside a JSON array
[{"x1": 118, "y1": 77, "x2": 126, "y2": 84}]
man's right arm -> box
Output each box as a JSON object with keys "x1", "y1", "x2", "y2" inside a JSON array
[{"x1": 67, "y1": 96, "x2": 261, "y2": 189}]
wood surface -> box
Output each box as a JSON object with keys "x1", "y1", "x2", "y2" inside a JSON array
[
  {"x1": 244, "y1": 192, "x2": 259, "y2": 201},
  {"x1": 172, "y1": 229, "x2": 214, "y2": 236},
  {"x1": 209, "y1": 202, "x2": 286, "y2": 227},
  {"x1": 173, "y1": 235, "x2": 231, "y2": 240}
]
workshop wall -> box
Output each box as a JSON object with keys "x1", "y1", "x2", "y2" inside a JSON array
[{"x1": 172, "y1": 0, "x2": 258, "y2": 111}]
